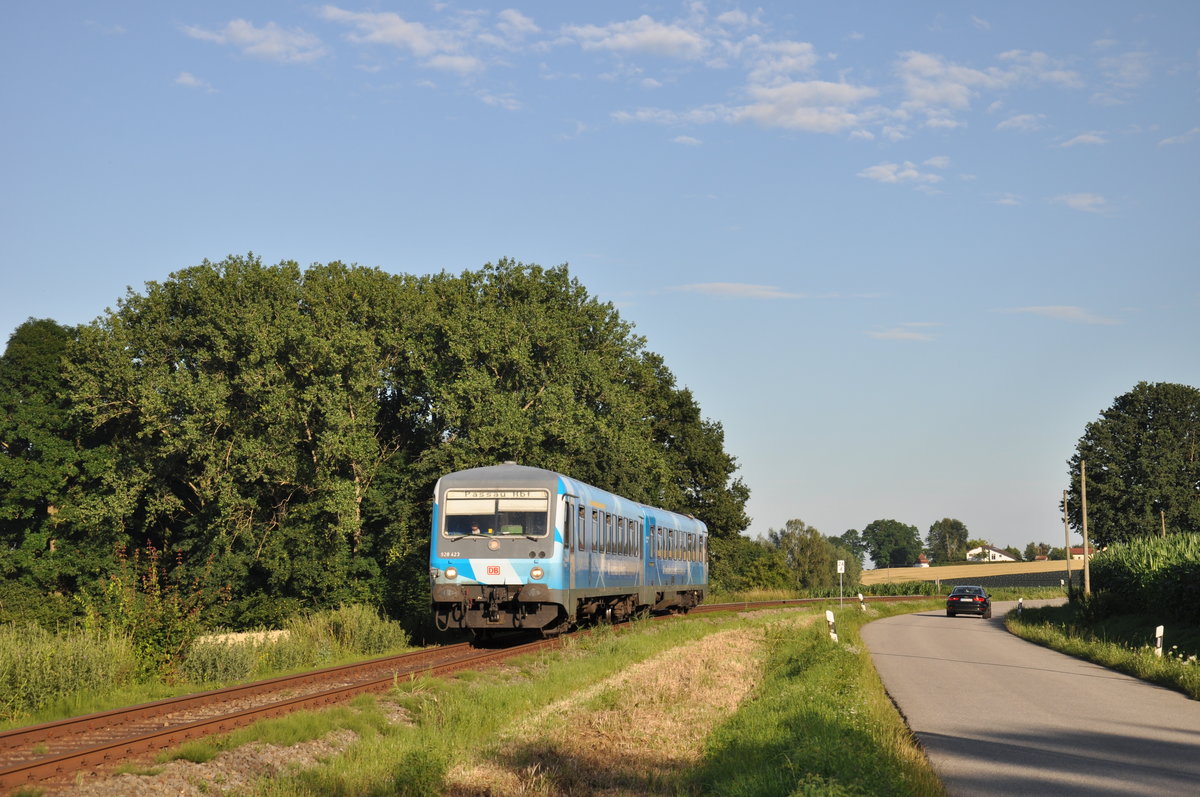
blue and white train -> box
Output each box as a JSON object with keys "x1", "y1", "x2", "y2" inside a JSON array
[{"x1": 429, "y1": 462, "x2": 708, "y2": 637}]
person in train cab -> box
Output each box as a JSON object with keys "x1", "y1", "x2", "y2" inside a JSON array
[{"x1": 470, "y1": 523, "x2": 481, "y2": 534}]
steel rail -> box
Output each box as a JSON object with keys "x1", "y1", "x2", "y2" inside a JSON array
[{"x1": 0, "y1": 595, "x2": 925, "y2": 790}]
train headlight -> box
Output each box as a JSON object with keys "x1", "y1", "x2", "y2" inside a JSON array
[
  {"x1": 444, "y1": 566, "x2": 458, "y2": 580},
  {"x1": 488, "y1": 539, "x2": 501, "y2": 551},
  {"x1": 530, "y1": 566, "x2": 544, "y2": 580}
]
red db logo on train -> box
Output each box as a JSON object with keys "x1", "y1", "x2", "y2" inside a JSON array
[{"x1": 487, "y1": 565, "x2": 501, "y2": 575}]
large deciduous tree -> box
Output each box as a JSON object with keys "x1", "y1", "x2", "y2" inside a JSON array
[
  {"x1": 926, "y1": 518, "x2": 969, "y2": 563},
  {"x1": 1066, "y1": 381, "x2": 1200, "y2": 547},
  {"x1": 765, "y1": 518, "x2": 860, "y2": 590},
  {"x1": 52, "y1": 254, "x2": 750, "y2": 630},
  {"x1": 861, "y1": 518, "x2": 923, "y2": 568}
]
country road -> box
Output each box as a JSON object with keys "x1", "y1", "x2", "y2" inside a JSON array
[{"x1": 861, "y1": 599, "x2": 1200, "y2": 796}]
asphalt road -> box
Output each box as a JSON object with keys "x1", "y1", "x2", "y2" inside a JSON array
[{"x1": 860, "y1": 599, "x2": 1200, "y2": 796}]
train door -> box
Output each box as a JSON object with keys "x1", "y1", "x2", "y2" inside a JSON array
[{"x1": 564, "y1": 497, "x2": 576, "y2": 590}]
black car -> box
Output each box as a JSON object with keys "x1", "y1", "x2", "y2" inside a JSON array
[{"x1": 946, "y1": 585, "x2": 992, "y2": 618}]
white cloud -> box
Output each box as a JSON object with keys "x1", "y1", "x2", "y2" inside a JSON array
[
  {"x1": 673, "y1": 135, "x2": 702, "y2": 146},
  {"x1": 319, "y1": 6, "x2": 451, "y2": 56},
  {"x1": 858, "y1": 161, "x2": 944, "y2": 184},
  {"x1": 1099, "y1": 51, "x2": 1151, "y2": 89},
  {"x1": 734, "y1": 80, "x2": 878, "y2": 132},
  {"x1": 479, "y1": 91, "x2": 521, "y2": 110},
  {"x1": 174, "y1": 72, "x2": 217, "y2": 93},
  {"x1": 1159, "y1": 127, "x2": 1200, "y2": 146},
  {"x1": 426, "y1": 54, "x2": 484, "y2": 75},
  {"x1": 183, "y1": 19, "x2": 326, "y2": 63},
  {"x1": 869, "y1": 323, "x2": 938, "y2": 342},
  {"x1": 496, "y1": 9, "x2": 539, "y2": 39},
  {"x1": 1054, "y1": 193, "x2": 1109, "y2": 213},
  {"x1": 995, "y1": 193, "x2": 1023, "y2": 206},
  {"x1": 672, "y1": 282, "x2": 806, "y2": 299},
  {"x1": 565, "y1": 15, "x2": 708, "y2": 59},
  {"x1": 923, "y1": 155, "x2": 950, "y2": 168},
  {"x1": 1061, "y1": 131, "x2": 1107, "y2": 146},
  {"x1": 998, "y1": 306, "x2": 1119, "y2": 325},
  {"x1": 745, "y1": 39, "x2": 820, "y2": 85},
  {"x1": 997, "y1": 113, "x2": 1045, "y2": 132}
]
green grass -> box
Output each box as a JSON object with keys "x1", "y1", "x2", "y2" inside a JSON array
[
  {"x1": 694, "y1": 600, "x2": 946, "y2": 797},
  {"x1": 0, "y1": 605, "x2": 411, "y2": 730},
  {"x1": 1006, "y1": 603, "x2": 1200, "y2": 700},
  {"x1": 181, "y1": 602, "x2": 946, "y2": 796}
]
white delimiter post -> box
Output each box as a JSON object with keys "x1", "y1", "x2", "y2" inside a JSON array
[{"x1": 1063, "y1": 489, "x2": 1072, "y2": 592}]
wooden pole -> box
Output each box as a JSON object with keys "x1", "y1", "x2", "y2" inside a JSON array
[
  {"x1": 1081, "y1": 460, "x2": 1091, "y2": 595},
  {"x1": 1162, "y1": 509, "x2": 1167, "y2": 538},
  {"x1": 1063, "y1": 489, "x2": 1072, "y2": 592}
]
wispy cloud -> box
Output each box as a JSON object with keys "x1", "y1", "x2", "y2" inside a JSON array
[
  {"x1": 858, "y1": 160, "x2": 944, "y2": 184},
  {"x1": 998, "y1": 306, "x2": 1119, "y2": 324},
  {"x1": 182, "y1": 19, "x2": 326, "y2": 63},
  {"x1": 564, "y1": 15, "x2": 708, "y2": 59},
  {"x1": 996, "y1": 113, "x2": 1045, "y2": 132},
  {"x1": 673, "y1": 135, "x2": 702, "y2": 146},
  {"x1": 174, "y1": 72, "x2": 216, "y2": 92},
  {"x1": 1053, "y1": 193, "x2": 1109, "y2": 213},
  {"x1": 1159, "y1": 127, "x2": 1200, "y2": 146},
  {"x1": 868, "y1": 322, "x2": 939, "y2": 342},
  {"x1": 1060, "y1": 131, "x2": 1107, "y2": 146},
  {"x1": 672, "y1": 282, "x2": 806, "y2": 299}
]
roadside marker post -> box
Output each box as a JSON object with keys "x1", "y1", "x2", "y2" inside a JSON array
[
  {"x1": 826, "y1": 610, "x2": 838, "y2": 642},
  {"x1": 857, "y1": 592, "x2": 865, "y2": 612},
  {"x1": 1155, "y1": 625, "x2": 1165, "y2": 658},
  {"x1": 1017, "y1": 597, "x2": 1023, "y2": 617}
]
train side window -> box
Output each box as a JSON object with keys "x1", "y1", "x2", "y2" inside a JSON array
[
  {"x1": 667, "y1": 529, "x2": 675, "y2": 559},
  {"x1": 591, "y1": 510, "x2": 599, "y2": 552},
  {"x1": 578, "y1": 506, "x2": 585, "y2": 551},
  {"x1": 657, "y1": 527, "x2": 663, "y2": 558},
  {"x1": 606, "y1": 513, "x2": 613, "y2": 554},
  {"x1": 617, "y1": 517, "x2": 625, "y2": 555},
  {"x1": 563, "y1": 506, "x2": 572, "y2": 548}
]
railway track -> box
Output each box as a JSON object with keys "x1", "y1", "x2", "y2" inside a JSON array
[{"x1": 0, "y1": 595, "x2": 923, "y2": 792}]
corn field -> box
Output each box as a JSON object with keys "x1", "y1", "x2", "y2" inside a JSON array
[{"x1": 1090, "y1": 533, "x2": 1200, "y2": 624}]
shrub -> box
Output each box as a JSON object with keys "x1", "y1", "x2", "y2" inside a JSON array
[{"x1": 0, "y1": 624, "x2": 137, "y2": 722}]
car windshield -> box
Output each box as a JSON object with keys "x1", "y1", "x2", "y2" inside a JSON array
[{"x1": 951, "y1": 587, "x2": 983, "y2": 596}]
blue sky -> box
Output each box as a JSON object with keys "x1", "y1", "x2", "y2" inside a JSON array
[{"x1": 3, "y1": 2, "x2": 1197, "y2": 557}]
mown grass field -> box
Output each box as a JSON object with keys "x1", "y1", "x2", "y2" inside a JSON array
[{"x1": 75, "y1": 600, "x2": 946, "y2": 797}]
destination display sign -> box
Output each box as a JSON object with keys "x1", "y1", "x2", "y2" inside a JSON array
[{"x1": 447, "y1": 489, "x2": 541, "y2": 500}]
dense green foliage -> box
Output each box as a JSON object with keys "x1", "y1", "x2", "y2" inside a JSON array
[
  {"x1": 926, "y1": 518, "x2": 968, "y2": 562},
  {"x1": 1067, "y1": 381, "x2": 1200, "y2": 546},
  {"x1": 765, "y1": 518, "x2": 862, "y2": 590},
  {"x1": 1088, "y1": 533, "x2": 1200, "y2": 624},
  {"x1": 0, "y1": 256, "x2": 750, "y2": 635},
  {"x1": 861, "y1": 518, "x2": 923, "y2": 567}
]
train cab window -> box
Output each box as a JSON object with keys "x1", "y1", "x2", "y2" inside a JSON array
[
  {"x1": 443, "y1": 489, "x2": 549, "y2": 537},
  {"x1": 578, "y1": 506, "x2": 586, "y2": 551}
]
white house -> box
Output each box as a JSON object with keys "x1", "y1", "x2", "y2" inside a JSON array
[{"x1": 967, "y1": 544, "x2": 1018, "y2": 562}]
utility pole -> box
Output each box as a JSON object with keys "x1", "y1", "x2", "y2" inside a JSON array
[
  {"x1": 1162, "y1": 509, "x2": 1167, "y2": 538},
  {"x1": 1062, "y1": 489, "x2": 1072, "y2": 592},
  {"x1": 1081, "y1": 460, "x2": 1091, "y2": 596}
]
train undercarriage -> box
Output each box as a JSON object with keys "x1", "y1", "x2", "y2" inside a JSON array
[{"x1": 432, "y1": 584, "x2": 705, "y2": 641}]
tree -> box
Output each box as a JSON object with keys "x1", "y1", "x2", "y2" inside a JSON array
[
  {"x1": 833, "y1": 529, "x2": 868, "y2": 565},
  {"x1": 0, "y1": 318, "x2": 120, "y2": 617},
  {"x1": 926, "y1": 518, "x2": 969, "y2": 562},
  {"x1": 1066, "y1": 382, "x2": 1200, "y2": 546},
  {"x1": 861, "y1": 519, "x2": 922, "y2": 568},
  {"x1": 767, "y1": 518, "x2": 858, "y2": 590},
  {"x1": 707, "y1": 535, "x2": 790, "y2": 593}
]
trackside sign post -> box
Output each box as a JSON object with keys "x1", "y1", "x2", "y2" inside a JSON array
[{"x1": 837, "y1": 559, "x2": 845, "y2": 607}]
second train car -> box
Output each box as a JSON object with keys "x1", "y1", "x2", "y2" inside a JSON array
[{"x1": 429, "y1": 462, "x2": 708, "y2": 637}]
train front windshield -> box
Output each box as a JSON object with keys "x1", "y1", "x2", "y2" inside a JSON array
[{"x1": 442, "y1": 488, "x2": 550, "y2": 537}]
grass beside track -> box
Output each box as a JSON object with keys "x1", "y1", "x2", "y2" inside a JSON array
[
  {"x1": 127, "y1": 600, "x2": 947, "y2": 796},
  {"x1": 1006, "y1": 603, "x2": 1200, "y2": 701}
]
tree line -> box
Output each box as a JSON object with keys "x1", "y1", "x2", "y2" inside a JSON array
[{"x1": 0, "y1": 255, "x2": 750, "y2": 632}]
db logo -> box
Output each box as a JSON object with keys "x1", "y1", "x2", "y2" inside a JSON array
[{"x1": 487, "y1": 566, "x2": 501, "y2": 576}]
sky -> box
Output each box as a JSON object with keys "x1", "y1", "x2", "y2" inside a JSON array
[{"x1": 2, "y1": 2, "x2": 1198, "y2": 559}]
